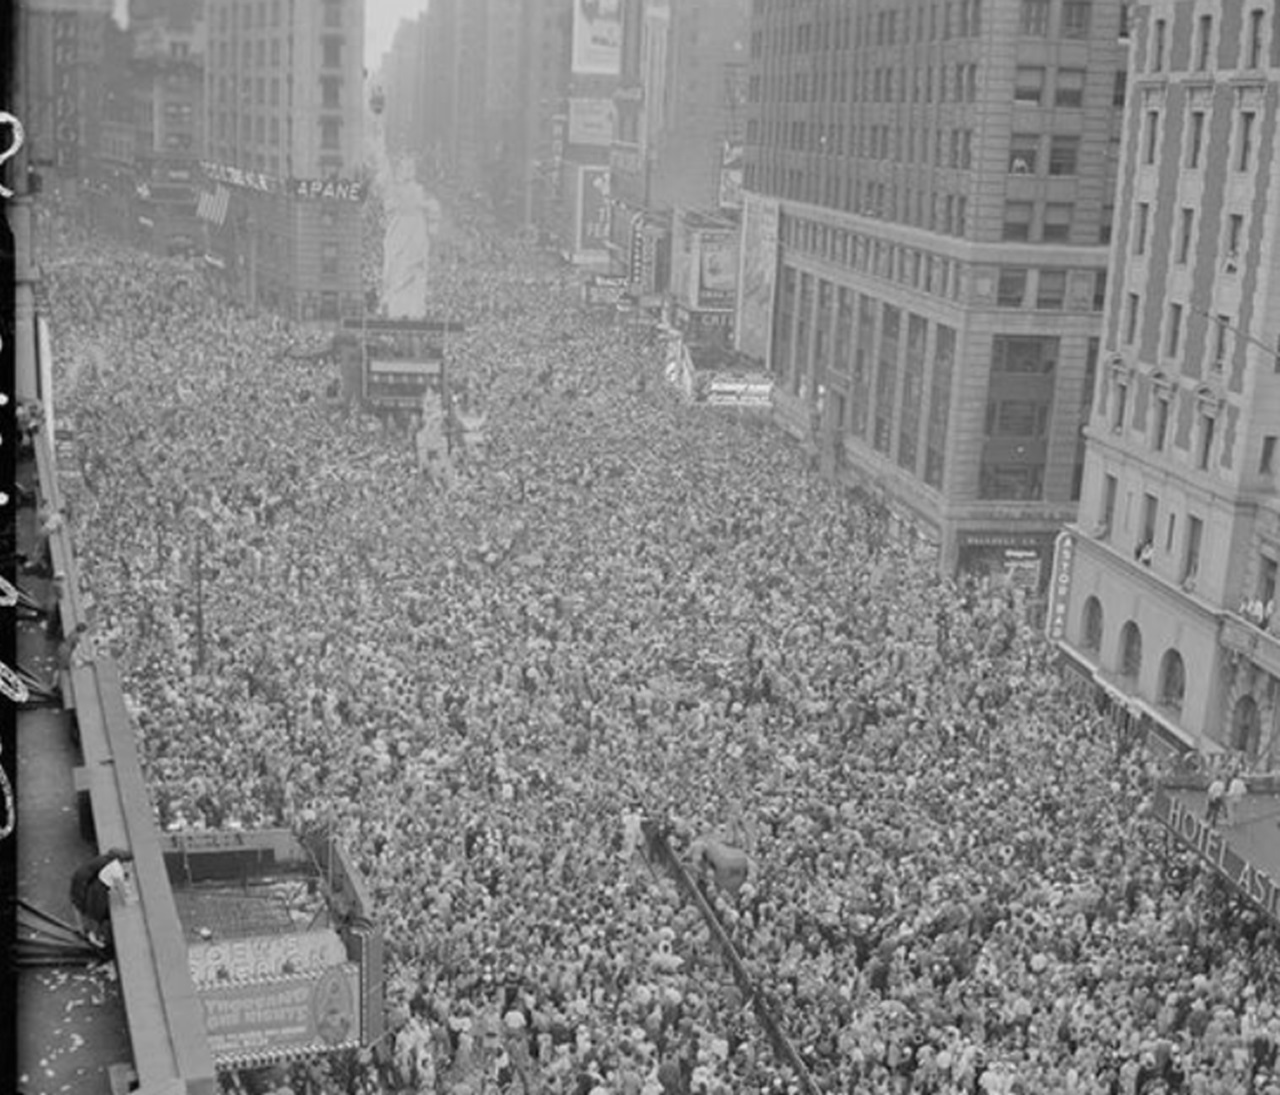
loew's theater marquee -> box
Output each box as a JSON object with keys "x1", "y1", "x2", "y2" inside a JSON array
[{"x1": 160, "y1": 827, "x2": 384, "y2": 1070}]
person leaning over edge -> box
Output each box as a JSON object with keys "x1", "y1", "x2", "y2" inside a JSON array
[{"x1": 69, "y1": 847, "x2": 133, "y2": 950}]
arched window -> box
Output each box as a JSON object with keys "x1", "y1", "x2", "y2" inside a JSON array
[
  {"x1": 1082, "y1": 596, "x2": 1104, "y2": 652},
  {"x1": 1120, "y1": 620, "x2": 1143, "y2": 681},
  {"x1": 1159, "y1": 649, "x2": 1186, "y2": 711},
  {"x1": 1233, "y1": 695, "x2": 1262, "y2": 757}
]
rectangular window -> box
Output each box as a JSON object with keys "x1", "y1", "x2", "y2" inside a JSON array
[
  {"x1": 321, "y1": 76, "x2": 341, "y2": 109},
  {"x1": 320, "y1": 118, "x2": 340, "y2": 149},
  {"x1": 993, "y1": 335, "x2": 1059, "y2": 374},
  {"x1": 1014, "y1": 66, "x2": 1045, "y2": 104},
  {"x1": 1061, "y1": 1, "x2": 1091, "y2": 38},
  {"x1": 1214, "y1": 315, "x2": 1231, "y2": 369},
  {"x1": 1239, "y1": 112, "x2": 1256, "y2": 171},
  {"x1": 1177, "y1": 208, "x2": 1194, "y2": 264},
  {"x1": 1198, "y1": 414, "x2": 1216, "y2": 469},
  {"x1": 1262, "y1": 436, "x2": 1278, "y2": 475},
  {"x1": 1144, "y1": 111, "x2": 1160, "y2": 164},
  {"x1": 1092, "y1": 270, "x2": 1108, "y2": 312},
  {"x1": 1020, "y1": 0, "x2": 1050, "y2": 35},
  {"x1": 1184, "y1": 516, "x2": 1203, "y2": 582},
  {"x1": 1113, "y1": 381, "x2": 1128, "y2": 431},
  {"x1": 1055, "y1": 68, "x2": 1086, "y2": 107},
  {"x1": 985, "y1": 400, "x2": 1050, "y2": 437},
  {"x1": 1134, "y1": 202, "x2": 1149, "y2": 255},
  {"x1": 1102, "y1": 474, "x2": 1118, "y2": 535},
  {"x1": 1227, "y1": 214, "x2": 1244, "y2": 266},
  {"x1": 1196, "y1": 14, "x2": 1213, "y2": 70},
  {"x1": 997, "y1": 268, "x2": 1028, "y2": 307},
  {"x1": 1100, "y1": 204, "x2": 1114, "y2": 245},
  {"x1": 1141, "y1": 493, "x2": 1159, "y2": 548},
  {"x1": 1125, "y1": 293, "x2": 1140, "y2": 344},
  {"x1": 1154, "y1": 396, "x2": 1170, "y2": 452},
  {"x1": 1153, "y1": 18, "x2": 1167, "y2": 71},
  {"x1": 1187, "y1": 111, "x2": 1205, "y2": 168},
  {"x1": 978, "y1": 464, "x2": 1045, "y2": 501},
  {"x1": 1167, "y1": 303, "x2": 1184, "y2": 358},
  {"x1": 1009, "y1": 133, "x2": 1038, "y2": 173},
  {"x1": 1043, "y1": 202, "x2": 1073, "y2": 242},
  {"x1": 1003, "y1": 200, "x2": 1034, "y2": 240},
  {"x1": 1113, "y1": 71, "x2": 1127, "y2": 107},
  {"x1": 1249, "y1": 9, "x2": 1266, "y2": 68},
  {"x1": 1049, "y1": 136, "x2": 1080, "y2": 176},
  {"x1": 320, "y1": 241, "x2": 339, "y2": 276},
  {"x1": 1036, "y1": 269, "x2": 1068, "y2": 310},
  {"x1": 322, "y1": 36, "x2": 342, "y2": 68}
]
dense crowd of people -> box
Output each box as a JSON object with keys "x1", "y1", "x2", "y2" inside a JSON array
[{"x1": 36, "y1": 195, "x2": 1280, "y2": 1095}]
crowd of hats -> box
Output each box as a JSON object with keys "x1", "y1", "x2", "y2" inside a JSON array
[{"x1": 38, "y1": 201, "x2": 1280, "y2": 1095}]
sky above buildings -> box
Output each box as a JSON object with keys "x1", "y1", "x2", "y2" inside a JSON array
[{"x1": 365, "y1": 0, "x2": 429, "y2": 70}]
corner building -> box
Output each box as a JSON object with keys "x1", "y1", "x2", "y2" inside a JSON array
[
  {"x1": 202, "y1": 0, "x2": 365, "y2": 319},
  {"x1": 1056, "y1": 0, "x2": 1280, "y2": 758},
  {"x1": 742, "y1": 0, "x2": 1126, "y2": 582}
]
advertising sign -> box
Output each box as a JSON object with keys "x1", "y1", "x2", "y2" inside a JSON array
[
  {"x1": 365, "y1": 358, "x2": 444, "y2": 409},
  {"x1": 1047, "y1": 531, "x2": 1076, "y2": 641},
  {"x1": 734, "y1": 194, "x2": 781, "y2": 361},
  {"x1": 576, "y1": 166, "x2": 612, "y2": 254},
  {"x1": 202, "y1": 964, "x2": 362, "y2": 1065},
  {"x1": 568, "y1": 99, "x2": 616, "y2": 147},
  {"x1": 584, "y1": 274, "x2": 629, "y2": 306},
  {"x1": 53, "y1": 14, "x2": 79, "y2": 172},
  {"x1": 188, "y1": 930, "x2": 347, "y2": 990},
  {"x1": 572, "y1": 0, "x2": 623, "y2": 76},
  {"x1": 1154, "y1": 787, "x2": 1280, "y2": 924},
  {"x1": 697, "y1": 231, "x2": 738, "y2": 310},
  {"x1": 717, "y1": 142, "x2": 744, "y2": 212}
]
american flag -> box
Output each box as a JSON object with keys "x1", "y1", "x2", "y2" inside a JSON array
[{"x1": 196, "y1": 185, "x2": 230, "y2": 227}]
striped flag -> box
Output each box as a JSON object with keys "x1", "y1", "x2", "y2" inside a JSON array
[{"x1": 196, "y1": 185, "x2": 230, "y2": 227}]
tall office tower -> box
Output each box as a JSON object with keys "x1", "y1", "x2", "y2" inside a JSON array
[
  {"x1": 127, "y1": 0, "x2": 206, "y2": 255},
  {"x1": 1052, "y1": 0, "x2": 1280, "y2": 759},
  {"x1": 201, "y1": 0, "x2": 365, "y2": 320},
  {"x1": 381, "y1": 14, "x2": 430, "y2": 168},
  {"x1": 740, "y1": 0, "x2": 1127, "y2": 584}
]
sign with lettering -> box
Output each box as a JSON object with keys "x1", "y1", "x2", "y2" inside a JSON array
[
  {"x1": 200, "y1": 161, "x2": 366, "y2": 203},
  {"x1": 568, "y1": 99, "x2": 616, "y2": 147},
  {"x1": 1154, "y1": 787, "x2": 1280, "y2": 923},
  {"x1": 1047, "y1": 530, "x2": 1076, "y2": 641},
  {"x1": 201, "y1": 963, "x2": 361, "y2": 1065},
  {"x1": 576, "y1": 166, "x2": 612, "y2": 254},
  {"x1": 292, "y1": 176, "x2": 366, "y2": 203},
  {"x1": 584, "y1": 273, "x2": 629, "y2": 306},
  {"x1": 188, "y1": 929, "x2": 347, "y2": 989}
]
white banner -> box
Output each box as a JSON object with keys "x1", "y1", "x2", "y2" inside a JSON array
[
  {"x1": 568, "y1": 99, "x2": 616, "y2": 147},
  {"x1": 572, "y1": 0, "x2": 622, "y2": 76},
  {"x1": 734, "y1": 193, "x2": 780, "y2": 362}
]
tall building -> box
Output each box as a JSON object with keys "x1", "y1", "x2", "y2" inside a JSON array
[
  {"x1": 1052, "y1": 0, "x2": 1280, "y2": 759},
  {"x1": 201, "y1": 0, "x2": 365, "y2": 320},
  {"x1": 740, "y1": 0, "x2": 1128, "y2": 583},
  {"x1": 381, "y1": 14, "x2": 429, "y2": 169},
  {"x1": 608, "y1": 0, "x2": 750, "y2": 305},
  {"x1": 128, "y1": 0, "x2": 206, "y2": 256}
]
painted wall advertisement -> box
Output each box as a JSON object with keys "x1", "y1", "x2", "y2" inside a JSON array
[
  {"x1": 568, "y1": 99, "x2": 616, "y2": 147},
  {"x1": 734, "y1": 193, "x2": 780, "y2": 363},
  {"x1": 576, "y1": 166, "x2": 612, "y2": 255},
  {"x1": 572, "y1": 0, "x2": 623, "y2": 76},
  {"x1": 697, "y1": 231, "x2": 738, "y2": 310},
  {"x1": 201, "y1": 964, "x2": 362, "y2": 1065}
]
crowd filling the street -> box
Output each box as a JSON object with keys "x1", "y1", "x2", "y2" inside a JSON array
[{"x1": 34, "y1": 198, "x2": 1280, "y2": 1095}]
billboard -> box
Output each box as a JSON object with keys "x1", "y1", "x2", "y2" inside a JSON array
[
  {"x1": 697, "y1": 231, "x2": 738, "y2": 310},
  {"x1": 734, "y1": 193, "x2": 781, "y2": 362},
  {"x1": 576, "y1": 166, "x2": 612, "y2": 255},
  {"x1": 202, "y1": 964, "x2": 362, "y2": 1066},
  {"x1": 568, "y1": 99, "x2": 616, "y2": 147},
  {"x1": 717, "y1": 142, "x2": 744, "y2": 212},
  {"x1": 572, "y1": 0, "x2": 623, "y2": 76},
  {"x1": 188, "y1": 930, "x2": 347, "y2": 990}
]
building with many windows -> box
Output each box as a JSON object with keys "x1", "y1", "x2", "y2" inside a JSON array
[
  {"x1": 1053, "y1": 0, "x2": 1280, "y2": 759},
  {"x1": 201, "y1": 0, "x2": 365, "y2": 319},
  {"x1": 741, "y1": 0, "x2": 1128, "y2": 582}
]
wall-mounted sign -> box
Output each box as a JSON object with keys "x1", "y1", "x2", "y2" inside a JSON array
[
  {"x1": 188, "y1": 929, "x2": 348, "y2": 989},
  {"x1": 568, "y1": 99, "x2": 616, "y2": 147},
  {"x1": 572, "y1": 0, "x2": 622, "y2": 76},
  {"x1": 202, "y1": 964, "x2": 362, "y2": 1067},
  {"x1": 1047, "y1": 530, "x2": 1076, "y2": 641}
]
